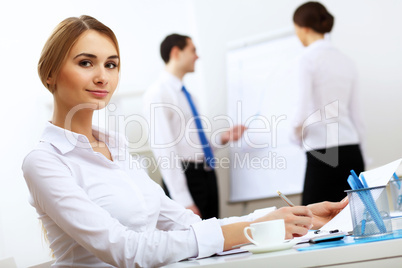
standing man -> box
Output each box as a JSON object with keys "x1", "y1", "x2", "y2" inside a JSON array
[{"x1": 143, "y1": 34, "x2": 245, "y2": 219}]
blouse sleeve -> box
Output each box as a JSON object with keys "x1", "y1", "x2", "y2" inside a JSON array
[
  {"x1": 217, "y1": 207, "x2": 277, "y2": 225},
  {"x1": 155, "y1": 186, "x2": 224, "y2": 258},
  {"x1": 22, "y1": 149, "x2": 204, "y2": 267}
]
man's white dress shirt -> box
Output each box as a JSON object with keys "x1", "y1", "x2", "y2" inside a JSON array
[
  {"x1": 22, "y1": 122, "x2": 272, "y2": 267},
  {"x1": 142, "y1": 71, "x2": 213, "y2": 208},
  {"x1": 292, "y1": 39, "x2": 365, "y2": 152}
]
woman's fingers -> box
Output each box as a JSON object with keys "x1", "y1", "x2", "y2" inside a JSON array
[
  {"x1": 276, "y1": 206, "x2": 313, "y2": 238},
  {"x1": 252, "y1": 206, "x2": 314, "y2": 238},
  {"x1": 286, "y1": 224, "x2": 310, "y2": 239}
]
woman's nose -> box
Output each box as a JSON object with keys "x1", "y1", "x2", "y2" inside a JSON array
[{"x1": 94, "y1": 67, "x2": 108, "y2": 85}]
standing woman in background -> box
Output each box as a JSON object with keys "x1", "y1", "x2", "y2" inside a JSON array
[{"x1": 291, "y1": 2, "x2": 365, "y2": 205}]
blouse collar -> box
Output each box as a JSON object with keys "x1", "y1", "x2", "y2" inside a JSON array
[{"x1": 40, "y1": 122, "x2": 118, "y2": 156}]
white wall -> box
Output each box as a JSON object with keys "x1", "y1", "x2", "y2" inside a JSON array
[{"x1": 1, "y1": 0, "x2": 402, "y2": 267}]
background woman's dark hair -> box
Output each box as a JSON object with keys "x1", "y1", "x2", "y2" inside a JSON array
[
  {"x1": 160, "y1": 33, "x2": 190, "y2": 64},
  {"x1": 293, "y1": 2, "x2": 334, "y2": 34}
]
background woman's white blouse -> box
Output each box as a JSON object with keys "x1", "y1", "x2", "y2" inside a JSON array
[{"x1": 291, "y1": 39, "x2": 365, "y2": 152}]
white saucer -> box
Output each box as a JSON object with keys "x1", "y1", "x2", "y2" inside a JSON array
[{"x1": 240, "y1": 240, "x2": 298, "y2": 254}]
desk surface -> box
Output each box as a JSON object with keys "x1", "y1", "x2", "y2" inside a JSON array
[{"x1": 164, "y1": 235, "x2": 402, "y2": 268}]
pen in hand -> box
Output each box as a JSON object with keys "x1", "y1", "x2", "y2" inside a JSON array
[
  {"x1": 277, "y1": 190, "x2": 315, "y2": 230},
  {"x1": 277, "y1": 190, "x2": 318, "y2": 231},
  {"x1": 277, "y1": 190, "x2": 295, "y2": 207}
]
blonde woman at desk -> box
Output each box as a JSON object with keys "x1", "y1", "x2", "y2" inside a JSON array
[
  {"x1": 291, "y1": 2, "x2": 365, "y2": 205},
  {"x1": 22, "y1": 15, "x2": 347, "y2": 267}
]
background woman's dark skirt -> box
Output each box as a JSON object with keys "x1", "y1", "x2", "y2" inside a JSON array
[{"x1": 302, "y1": 144, "x2": 364, "y2": 205}]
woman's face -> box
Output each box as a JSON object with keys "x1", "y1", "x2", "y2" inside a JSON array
[{"x1": 50, "y1": 30, "x2": 119, "y2": 111}]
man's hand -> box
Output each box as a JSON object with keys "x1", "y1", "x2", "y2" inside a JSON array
[
  {"x1": 221, "y1": 125, "x2": 247, "y2": 145},
  {"x1": 253, "y1": 206, "x2": 313, "y2": 239},
  {"x1": 307, "y1": 197, "x2": 348, "y2": 229},
  {"x1": 186, "y1": 204, "x2": 201, "y2": 217}
]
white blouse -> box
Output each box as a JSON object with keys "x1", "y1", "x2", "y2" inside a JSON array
[
  {"x1": 292, "y1": 39, "x2": 365, "y2": 152},
  {"x1": 22, "y1": 122, "x2": 272, "y2": 267}
]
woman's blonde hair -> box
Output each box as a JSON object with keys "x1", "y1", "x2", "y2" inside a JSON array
[{"x1": 38, "y1": 15, "x2": 120, "y2": 92}]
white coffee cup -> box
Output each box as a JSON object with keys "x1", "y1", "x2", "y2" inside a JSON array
[{"x1": 243, "y1": 219, "x2": 286, "y2": 246}]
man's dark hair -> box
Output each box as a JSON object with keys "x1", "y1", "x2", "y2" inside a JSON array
[{"x1": 160, "y1": 33, "x2": 190, "y2": 64}]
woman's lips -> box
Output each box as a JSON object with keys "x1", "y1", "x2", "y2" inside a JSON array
[{"x1": 86, "y1": 89, "x2": 109, "y2": 98}]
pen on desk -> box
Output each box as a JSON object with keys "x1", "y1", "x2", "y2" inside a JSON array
[{"x1": 277, "y1": 190, "x2": 295, "y2": 207}]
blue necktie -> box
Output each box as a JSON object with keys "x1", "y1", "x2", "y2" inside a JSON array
[{"x1": 182, "y1": 86, "x2": 215, "y2": 169}]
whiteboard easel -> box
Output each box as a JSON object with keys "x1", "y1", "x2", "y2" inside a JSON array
[{"x1": 226, "y1": 29, "x2": 306, "y2": 203}]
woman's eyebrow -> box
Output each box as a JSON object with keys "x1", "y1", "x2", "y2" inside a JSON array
[
  {"x1": 74, "y1": 53, "x2": 96, "y2": 59},
  {"x1": 73, "y1": 53, "x2": 119, "y2": 60},
  {"x1": 108, "y1": 55, "x2": 119, "y2": 60}
]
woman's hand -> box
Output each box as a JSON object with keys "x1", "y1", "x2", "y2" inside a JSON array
[
  {"x1": 253, "y1": 206, "x2": 313, "y2": 239},
  {"x1": 307, "y1": 197, "x2": 348, "y2": 229}
]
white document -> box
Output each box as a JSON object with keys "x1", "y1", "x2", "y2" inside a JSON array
[{"x1": 320, "y1": 158, "x2": 402, "y2": 232}]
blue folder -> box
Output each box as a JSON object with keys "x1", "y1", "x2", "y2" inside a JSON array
[{"x1": 297, "y1": 229, "x2": 402, "y2": 252}]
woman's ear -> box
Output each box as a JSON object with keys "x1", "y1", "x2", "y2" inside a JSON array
[
  {"x1": 46, "y1": 76, "x2": 57, "y2": 93},
  {"x1": 46, "y1": 76, "x2": 54, "y2": 86}
]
